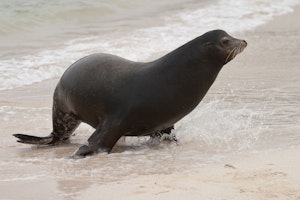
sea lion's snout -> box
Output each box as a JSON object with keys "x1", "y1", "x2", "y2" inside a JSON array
[
  {"x1": 238, "y1": 39, "x2": 247, "y2": 53},
  {"x1": 223, "y1": 37, "x2": 247, "y2": 64},
  {"x1": 240, "y1": 39, "x2": 247, "y2": 51},
  {"x1": 219, "y1": 36, "x2": 247, "y2": 50}
]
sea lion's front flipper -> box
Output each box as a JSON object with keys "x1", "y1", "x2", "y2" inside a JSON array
[
  {"x1": 13, "y1": 134, "x2": 53, "y2": 145},
  {"x1": 72, "y1": 120, "x2": 125, "y2": 158}
]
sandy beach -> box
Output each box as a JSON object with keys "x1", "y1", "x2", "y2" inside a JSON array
[{"x1": 1, "y1": 2, "x2": 300, "y2": 200}]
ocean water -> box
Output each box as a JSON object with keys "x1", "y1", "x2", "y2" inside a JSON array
[{"x1": 0, "y1": 0, "x2": 300, "y2": 199}]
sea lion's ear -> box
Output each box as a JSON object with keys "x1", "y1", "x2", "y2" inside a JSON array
[{"x1": 203, "y1": 42, "x2": 213, "y2": 47}]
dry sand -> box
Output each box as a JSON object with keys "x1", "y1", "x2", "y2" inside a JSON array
[
  {"x1": 78, "y1": 147, "x2": 300, "y2": 200},
  {"x1": 76, "y1": 6, "x2": 300, "y2": 200}
]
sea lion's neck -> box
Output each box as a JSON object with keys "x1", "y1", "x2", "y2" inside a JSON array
[
  {"x1": 153, "y1": 38, "x2": 223, "y2": 88},
  {"x1": 143, "y1": 38, "x2": 224, "y2": 112}
]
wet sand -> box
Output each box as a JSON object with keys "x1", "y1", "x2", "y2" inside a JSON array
[{"x1": 1, "y1": 4, "x2": 300, "y2": 200}]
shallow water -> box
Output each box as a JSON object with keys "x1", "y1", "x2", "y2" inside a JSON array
[{"x1": 0, "y1": 0, "x2": 300, "y2": 199}]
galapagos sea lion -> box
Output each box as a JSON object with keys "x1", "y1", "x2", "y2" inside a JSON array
[{"x1": 14, "y1": 30, "x2": 247, "y2": 157}]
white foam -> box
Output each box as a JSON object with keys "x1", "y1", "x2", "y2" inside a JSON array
[
  {"x1": 179, "y1": 0, "x2": 298, "y2": 33},
  {"x1": 0, "y1": 174, "x2": 45, "y2": 182},
  {"x1": 175, "y1": 99, "x2": 265, "y2": 152}
]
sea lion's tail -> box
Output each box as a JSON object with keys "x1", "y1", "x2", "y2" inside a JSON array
[{"x1": 13, "y1": 134, "x2": 53, "y2": 145}]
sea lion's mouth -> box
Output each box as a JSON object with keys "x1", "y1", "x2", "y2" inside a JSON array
[{"x1": 225, "y1": 40, "x2": 247, "y2": 64}]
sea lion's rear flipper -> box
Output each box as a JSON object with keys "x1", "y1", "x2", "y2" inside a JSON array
[
  {"x1": 13, "y1": 134, "x2": 53, "y2": 145},
  {"x1": 149, "y1": 125, "x2": 178, "y2": 144}
]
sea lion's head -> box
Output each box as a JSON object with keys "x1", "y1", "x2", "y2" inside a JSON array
[{"x1": 201, "y1": 30, "x2": 247, "y2": 65}]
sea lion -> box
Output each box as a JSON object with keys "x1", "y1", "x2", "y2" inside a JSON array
[{"x1": 14, "y1": 30, "x2": 247, "y2": 157}]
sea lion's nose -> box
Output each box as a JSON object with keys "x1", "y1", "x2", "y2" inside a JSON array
[{"x1": 242, "y1": 40, "x2": 247, "y2": 47}]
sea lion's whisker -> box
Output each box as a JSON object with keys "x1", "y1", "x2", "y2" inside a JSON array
[
  {"x1": 225, "y1": 47, "x2": 237, "y2": 63},
  {"x1": 239, "y1": 44, "x2": 246, "y2": 53},
  {"x1": 238, "y1": 46, "x2": 243, "y2": 53},
  {"x1": 233, "y1": 50, "x2": 238, "y2": 59},
  {"x1": 234, "y1": 45, "x2": 244, "y2": 58}
]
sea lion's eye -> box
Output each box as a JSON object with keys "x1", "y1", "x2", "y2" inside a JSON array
[{"x1": 220, "y1": 38, "x2": 230, "y2": 47}]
